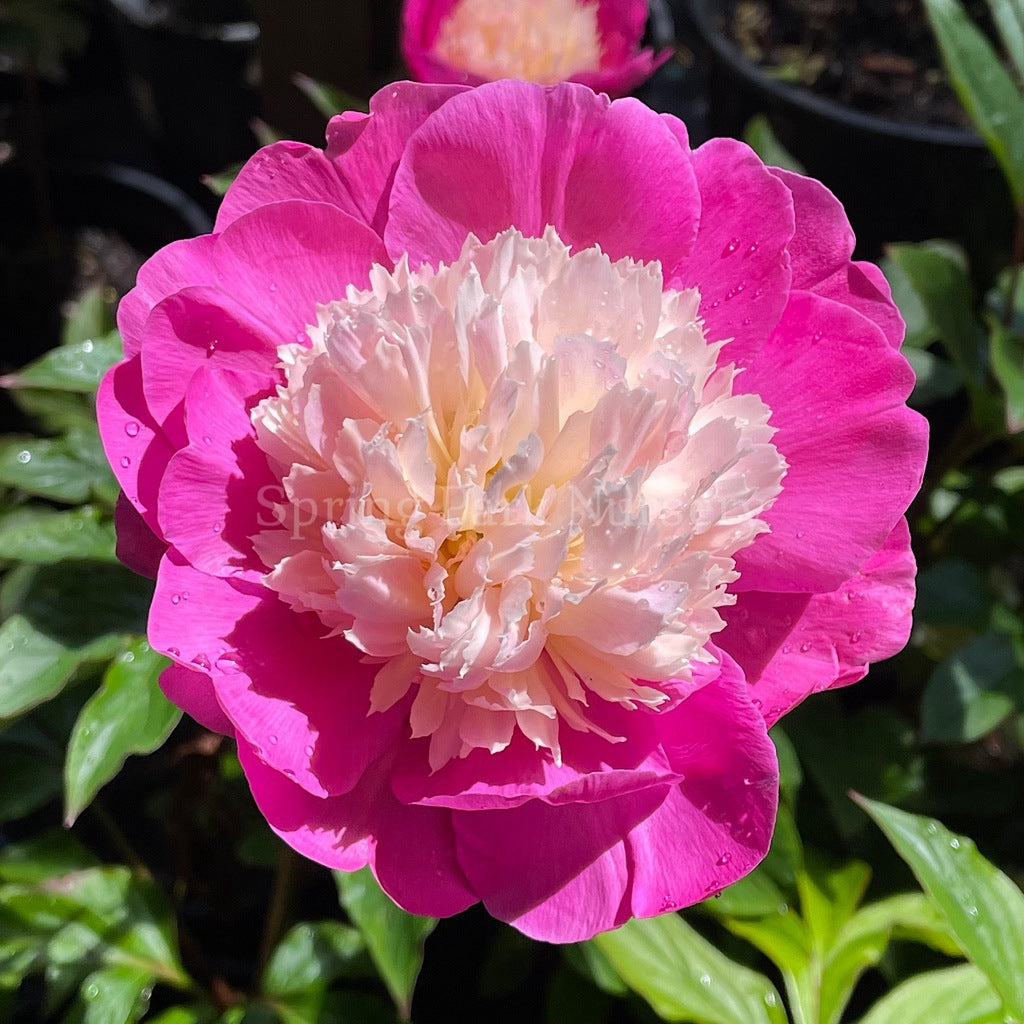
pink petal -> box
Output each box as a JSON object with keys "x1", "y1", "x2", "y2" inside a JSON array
[
  {"x1": 385, "y1": 80, "x2": 700, "y2": 271},
  {"x1": 140, "y1": 285, "x2": 278, "y2": 431},
  {"x1": 211, "y1": 200, "x2": 390, "y2": 344},
  {"x1": 158, "y1": 366, "x2": 278, "y2": 580},
  {"x1": 97, "y1": 358, "x2": 175, "y2": 536},
  {"x1": 449, "y1": 655, "x2": 777, "y2": 941},
  {"x1": 719, "y1": 518, "x2": 917, "y2": 725},
  {"x1": 160, "y1": 663, "x2": 233, "y2": 735},
  {"x1": 240, "y1": 743, "x2": 478, "y2": 917},
  {"x1": 327, "y1": 80, "x2": 470, "y2": 235},
  {"x1": 626, "y1": 657, "x2": 778, "y2": 916},
  {"x1": 769, "y1": 168, "x2": 905, "y2": 349},
  {"x1": 735, "y1": 291, "x2": 928, "y2": 593},
  {"x1": 392, "y1": 700, "x2": 676, "y2": 810},
  {"x1": 674, "y1": 137, "x2": 795, "y2": 369},
  {"x1": 215, "y1": 141, "x2": 364, "y2": 232},
  {"x1": 117, "y1": 235, "x2": 217, "y2": 357},
  {"x1": 114, "y1": 493, "x2": 165, "y2": 579},
  {"x1": 149, "y1": 553, "x2": 404, "y2": 798}
]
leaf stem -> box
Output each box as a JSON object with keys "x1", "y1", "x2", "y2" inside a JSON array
[{"x1": 257, "y1": 845, "x2": 299, "y2": 980}]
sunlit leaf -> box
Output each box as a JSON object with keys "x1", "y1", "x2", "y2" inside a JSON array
[
  {"x1": 923, "y1": 0, "x2": 1024, "y2": 206},
  {"x1": 2, "y1": 332, "x2": 122, "y2": 394},
  {"x1": 857, "y1": 797, "x2": 1024, "y2": 1019},
  {"x1": 64, "y1": 640, "x2": 179, "y2": 824},
  {"x1": 0, "y1": 505, "x2": 116, "y2": 564},
  {"x1": 856, "y1": 964, "x2": 1004, "y2": 1024},
  {"x1": 334, "y1": 868, "x2": 436, "y2": 1020},
  {"x1": 592, "y1": 913, "x2": 787, "y2": 1024}
]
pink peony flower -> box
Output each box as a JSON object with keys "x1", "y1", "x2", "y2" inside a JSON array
[
  {"x1": 98, "y1": 80, "x2": 927, "y2": 942},
  {"x1": 401, "y1": 0, "x2": 671, "y2": 95}
]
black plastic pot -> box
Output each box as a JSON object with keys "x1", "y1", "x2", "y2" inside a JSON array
[
  {"x1": 680, "y1": 0, "x2": 1014, "y2": 268},
  {"x1": 99, "y1": 0, "x2": 260, "y2": 180}
]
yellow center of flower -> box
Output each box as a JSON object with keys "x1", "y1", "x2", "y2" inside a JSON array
[
  {"x1": 432, "y1": 0, "x2": 604, "y2": 84},
  {"x1": 251, "y1": 228, "x2": 786, "y2": 768}
]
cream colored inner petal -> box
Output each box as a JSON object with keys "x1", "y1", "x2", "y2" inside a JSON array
[
  {"x1": 432, "y1": 0, "x2": 604, "y2": 84},
  {"x1": 251, "y1": 227, "x2": 786, "y2": 769}
]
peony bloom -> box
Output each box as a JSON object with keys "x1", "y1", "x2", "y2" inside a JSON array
[
  {"x1": 99, "y1": 80, "x2": 927, "y2": 942},
  {"x1": 401, "y1": 0, "x2": 671, "y2": 96}
]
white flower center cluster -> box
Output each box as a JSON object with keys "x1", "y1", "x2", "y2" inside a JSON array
[
  {"x1": 251, "y1": 228, "x2": 786, "y2": 768},
  {"x1": 432, "y1": 0, "x2": 604, "y2": 84}
]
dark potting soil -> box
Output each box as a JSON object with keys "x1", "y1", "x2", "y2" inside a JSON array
[{"x1": 723, "y1": 0, "x2": 995, "y2": 128}]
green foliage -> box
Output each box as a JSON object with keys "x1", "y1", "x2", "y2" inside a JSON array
[{"x1": 333, "y1": 868, "x2": 436, "y2": 1020}]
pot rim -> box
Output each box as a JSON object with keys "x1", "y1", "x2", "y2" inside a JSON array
[{"x1": 686, "y1": 0, "x2": 986, "y2": 148}]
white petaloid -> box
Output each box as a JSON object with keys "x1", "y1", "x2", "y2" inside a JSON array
[
  {"x1": 251, "y1": 228, "x2": 787, "y2": 770},
  {"x1": 432, "y1": 0, "x2": 604, "y2": 84}
]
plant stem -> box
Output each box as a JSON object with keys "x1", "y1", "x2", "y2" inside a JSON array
[{"x1": 257, "y1": 846, "x2": 299, "y2": 979}]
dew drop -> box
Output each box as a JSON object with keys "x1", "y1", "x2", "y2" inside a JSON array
[
  {"x1": 203, "y1": 435, "x2": 212, "y2": 446},
  {"x1": 269, "y1": 734, "x2": 279, "y2": 745},
  {"x1": 850, "y1": 631, "x2": 862, "y2": 643},
  {"x1": 269, "y1": 282, "x2": 277, "y2": 292},
  {"x1": 967, "y1": 905, "x2": 979, "y2": 918},
  {"x1": 764, "y1": 992, "x2": 777, "y2": 1008},
  {"x1": 125, "y1": 421, "x2": 140, "y2": 437},
  {"x1": 16, "y1": 450, "x2": 30, "y2": 464},
  {"x1": 751, "y1": 697, "x2": 762, "y2": 709},
  {"x1": 168, "y1": 646, "x2": 181, "y2": 657},
  {"x1": 213, "y1": 520, "x2": 225, "y2": 533},
  {"x1": 206, "y1": 340, "x2": 218, "y2": 356},
  {"x1": 283, "y1": 768, "x2": 296, "y2": 778},
  {"x1": 747, "y1": 242, "x2": 760, "y2": 256},
  {"x1": 85, "y1": 984, "x2": 99, "y2": 1000},
  {"x1": 795, "y1": 530, "x2": 805, "y2": 539},
  {"x1": 926, "y1": 820, "x2": 939, "y2": 835},
  {"x1": 191, "y1": 653, "x2": 211, "y2": 671},
  {"x1": 715, "y1": 852, "x2": 732, "y2": 866},
  {"x1": 304, "y1": 744, "x2": 314, "y2": 757},
  {"x1": 699, "y1": 974, "x2": 712, "y2": 987},
  {"x1": 777, "y1": 902, "x2": 790, "y2": 915},
  {"x1": 949, "y1": 837, "x2": 961, "y2": 850},
  {"x1": 81, "y1": 339, "x2": 94, "y2": 353},
  {"x1": 721, "y1": 238, "x2": 740, "y2": 257},
  {"x1": 120, "y1": 455, "x2": 131, "y2": 468},
  {"x1": 799, "y1": 642, "x2": 811, "y2": 653},
  {"x1": 781, "y1": 644, "x2": 792, "y2": 654},
  {"x1": 171, "y1": 593, "x2": 181, "y2": 605}
]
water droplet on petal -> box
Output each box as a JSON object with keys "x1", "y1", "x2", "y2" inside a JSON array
[
  {"x1": 171, "y1": 594, "x2": 181, "y2": 605},
  {"x1": 268, "y1": 734, "x2": 278, "y2": 744},
  {"x1": 120, "y1": 455, "x2": 131, "y2": 468},
  {"x1": 304, "y1": 744, "x2": 314, "y2": 757},
  {"x1": 191, "y1": 653, "x2": 211, "y2": 671},
  {"x1": 168, "y1": 647, "x2": 181, "y2": 657},
  {"x1": 721, "y1": 238, "x2": 740, "y2": 257},
  {"x1": 715, "y1": 852, "x2": 732, "y2": 866},
  {"x1": 799, "y1": 642, "x2": 811, "y2": 653},
  {"x1": 125, "y1": 421, "x2": 140, "y2": 437}
]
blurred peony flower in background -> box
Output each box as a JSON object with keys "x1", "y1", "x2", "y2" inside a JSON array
[
  {"x1": 401, "y1": 0, "x2": 671, "y2": 95},
  {"x1": 98, "y1": 80, "x2": 927, "y2": 941}
]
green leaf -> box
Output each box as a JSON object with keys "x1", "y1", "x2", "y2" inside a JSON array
[
  {"x1": 1, "y1": 562, "x2": 152, "y2": 649},
  {"x1": 0, "y1": 505, "x2": 116, "y2": 564},
  {"x1": 904, "y1": 348, "x2": 963, "y2": 408},
  {"x1": 856, "y1": 797, "x2": 1024, "y2": 1019},
  {"x1": 147, "y1": 1008, "x2": 213, "y2": 1024},
  {"x1": 923, "y1": 0, "x2": 1024, "y2": 206},
  {"x1": 591, "y1": 913, "x2": 787, "y2": 1024},
  {"x1": 990, "y1": 321, "x2": 1024, "y2": 432},
  {"x1": 64, "y1": 641, "x2": 178, "y2": 824},
  {"x1": 333, "y1": 867, "x2": 436, "y2": 1020},
  {"x1": 293, "y1": 73, "x2": 369, "y2": 118},
  {"x1": 921, "y1": 632, "x2": 1024, "y2": 743},
  {"x1": 857, "y1": 964, "x2": 1004, "y2": 1024},
  {"x1": 0, "y1": 613, "x2": 82, "y2": 721},
  {"x1": 880, "y1": 254, "x2": 939, "y2": 349},
  {"x1": 888, "y1": 242, "x2": 982, "y2": 388},
  {"x1": 262, "y1": 921, "x2": 366, "y2": 998},
  {"x1": 0, "y1": 831, "x2": 99, "y2": 884},
  {"x1": 62, "y1": 286, "x2": 116, "y2": 347},
  {"x1": 0, "y1": 425, "x2": 118, "y2": 508},
  {"x1": 202, "y1": 162, "x2": 244, "y2": 198},
  {"x1": 820, "y1": 894, "x2": 960, "y2": 1024},
  {"x1": 79, "y1": 964, "x2": 154, "y2": 1024},
  {"x1": 797, "y1": 857, "x2": 871, "y2": 954},
  {"x1": 742, "y1": 115, "x2": 807, "y2": 174},
  {"x1": 6, "y1": 388, "x2": 98, "y2": 435},
  {"x1": 2, "y1": 332, "x2": 122, "y2": 394},
  {"x1": 915, "y1": 559, "x2": 992, "y2": 630},
  {"x1": 988, "y1": 0, "x2": 1024, "y2": 81}
]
